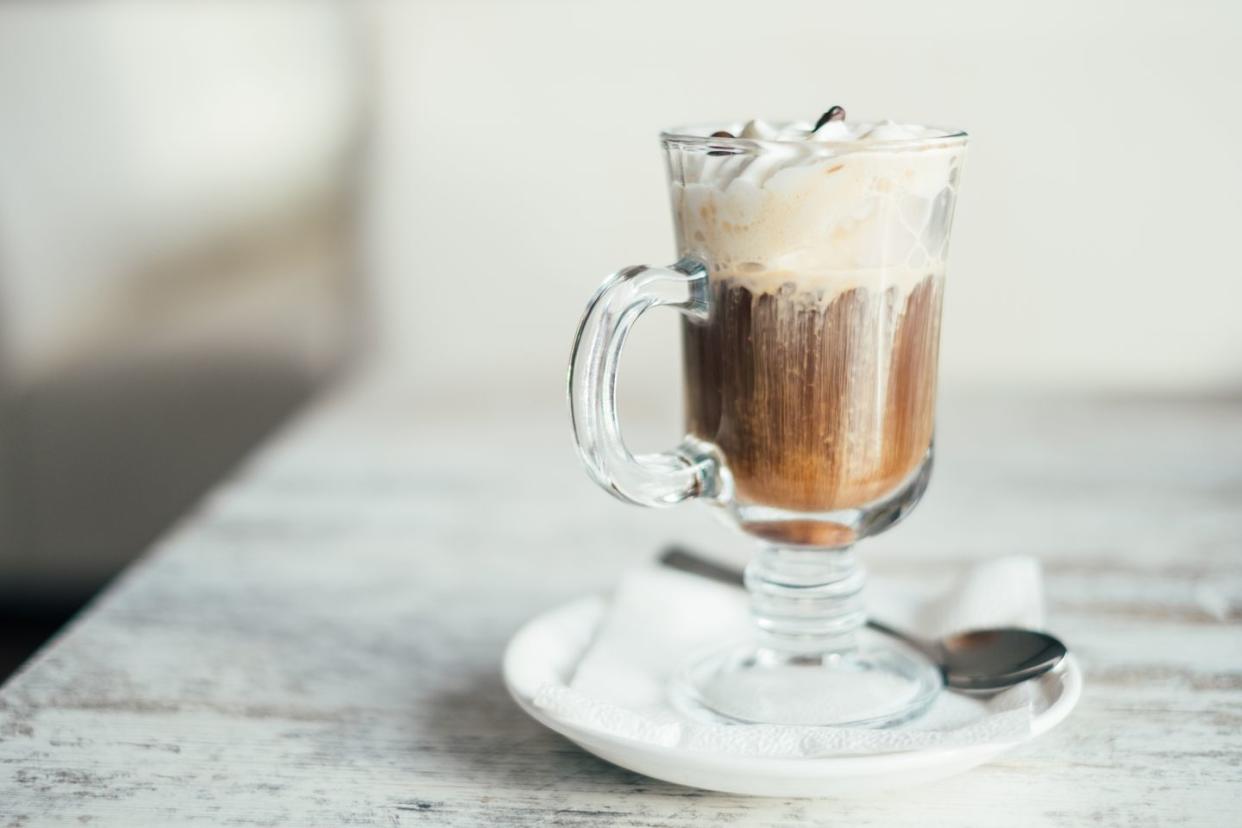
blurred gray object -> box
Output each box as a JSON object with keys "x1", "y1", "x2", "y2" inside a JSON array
[{"x1": 0, "y1": 2, "x2": 368, "y2": 607}]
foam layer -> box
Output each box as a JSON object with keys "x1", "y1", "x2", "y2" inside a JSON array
[
  {"x1": 667, "y1": 121, "x2": 965, "y2": 297},
  {"x1": 731, "y1": 118, "x2": 948, "y2": 143}
]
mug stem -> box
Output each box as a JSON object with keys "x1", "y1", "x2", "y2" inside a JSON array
[
  {"x1": 746, "y1": 545, "x2": 866, "y2": 658},
  {"x1": 675, "y1": 540, "x2": 941, "y2": 726}
]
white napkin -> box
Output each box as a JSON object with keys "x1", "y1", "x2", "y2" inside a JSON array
[{"x1": 534, "y1": 556, "x2": 1046, "y2": 757}]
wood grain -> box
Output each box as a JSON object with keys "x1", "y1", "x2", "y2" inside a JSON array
[{"x1": 1, "y1": 375, "x2": 1239, "y2": 826}]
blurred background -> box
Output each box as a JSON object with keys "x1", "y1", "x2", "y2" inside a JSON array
[{"x1": 1, "y1": 0, "x2": 1239, "y2": 675}]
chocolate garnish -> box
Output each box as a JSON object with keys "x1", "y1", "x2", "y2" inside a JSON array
[
  {"x1": 707, "y1": 129, "x2": 738, "y2": 156},
  {"x1": 812, "y1": 106, "x2": 846, "y2": 132}
]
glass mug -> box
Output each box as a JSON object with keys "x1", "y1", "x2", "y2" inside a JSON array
[{"x1": 569, "y1": 122, "x2": 967, "y2": 726}]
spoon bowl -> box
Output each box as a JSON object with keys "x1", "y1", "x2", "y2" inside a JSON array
[{"x1": 939, "y1": 628, "x2": 1067, "y2": 692}]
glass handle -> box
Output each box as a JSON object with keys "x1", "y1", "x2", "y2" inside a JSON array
[{"x1": 569, "y1": 256, "x2": 718, "y2": 507}]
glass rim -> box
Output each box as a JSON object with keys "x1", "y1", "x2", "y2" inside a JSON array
[{"x1": 660, "y1": 122, "x2": 968, "y2": 153}]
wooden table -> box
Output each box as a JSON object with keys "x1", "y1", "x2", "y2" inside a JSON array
[{"x1": 2, "y1": 374, "x2": 1240, "y2": 826}]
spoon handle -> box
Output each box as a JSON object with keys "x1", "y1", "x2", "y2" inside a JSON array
[
  {"x1": 658, "y1": 545, "x2": 935, "y2": 656},
  {"x1": 659, "y1": 546, "x2": 745, "y2": 588}
]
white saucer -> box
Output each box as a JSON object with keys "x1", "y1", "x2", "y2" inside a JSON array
[{"x1": 503, "y1": 595, "x2": 1082, "y2": 798}]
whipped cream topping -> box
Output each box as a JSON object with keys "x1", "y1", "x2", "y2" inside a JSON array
[
  {"x1": 725, "y1": 118, "x2": 946, "y2": 143},
  {"x1": 667, "y1": 118, "x2": 965, "y2": 298}
]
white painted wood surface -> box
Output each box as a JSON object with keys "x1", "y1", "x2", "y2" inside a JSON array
[{"x1": 1, "y1": 374, "x2": 1240, "y2": 826}]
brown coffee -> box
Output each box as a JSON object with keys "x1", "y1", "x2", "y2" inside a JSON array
[{"x1": 682, "y1": 272, "x2": 943, "y2": 517}]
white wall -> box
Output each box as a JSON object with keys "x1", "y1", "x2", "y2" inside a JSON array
[
  {"x1": 365, "y1": 0, "x2": 1242, "y2": 408},
  {"x1": 0, "y1": 2, "x2": 361, "y2": 380}
]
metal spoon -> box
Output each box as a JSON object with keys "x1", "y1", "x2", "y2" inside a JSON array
[{"x1": 660, "y1": 546, "x2": 1068, "y2": 693}]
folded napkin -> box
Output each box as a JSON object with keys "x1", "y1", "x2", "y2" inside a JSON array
[{"x1": 534, "y1": 555, "x2": 1046, "y2": 758}]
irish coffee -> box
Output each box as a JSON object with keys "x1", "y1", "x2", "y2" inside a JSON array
[
  {"x1": 667, "y1": 116, "x2": 962, "y2": 530},
  {"x1": 567, "y1": 111, "x2": 968, "y2": 725},
  {"x1": 682, "y1": 272, "x2": 942, "y2": 514}
]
